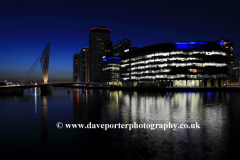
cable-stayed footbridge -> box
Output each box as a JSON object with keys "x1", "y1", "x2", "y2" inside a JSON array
[
  {"x1": 20, "y1": 41, "x2": 73, "y2": 84},
  {"x1": 16, "y1": 42, "x2": 111, "y2": 92}
]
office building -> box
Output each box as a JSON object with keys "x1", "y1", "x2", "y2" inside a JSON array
[
  {"x1": 232, "y1": 52, "x2": 240, "y2": 84},
  {"x1": 88, "y1": 26, "x2": 110, "y2": 82},
  {"x1": 120, "y1": 40, "x2": 233, "y2": 87},
  {"x1": 102, "y1": 57, "x2": 120, "y2": 85},
  {"x1": 233, "y1": 52, "x2": 240, "y2": 68},
  {"x1": 80, "y1": 48, "x2": 89, "y2": 82},
  {"x1": 101, "y1": 39, "x2": 131, "y2": 85},
  {"x1": 113, "y1": 39, "x2": 131, "y2": 56},
  {"x1": 73, "y1": 53, "x2": 80, "y2": 82},
  {"x1": 218, "y1": 39, "x2": 234, "y2": 69}
]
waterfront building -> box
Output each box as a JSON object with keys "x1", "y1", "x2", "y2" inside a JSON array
[
  {"x1": 73, "y1": 53, "x2": 80, "y2": 82},
  {"x1": 218, "y1": 39, "x2": 234, "y2": 69},
  {"x1": 101, "y1": 39, "x2": 131, "y2": 85},
  {"x1": 79, "y1": 48, "x2": 89, "y2": 82},
  {"x1": 105, "y1": 40, "x2": 113, "y2": 58},
  {"x1": 232, "y1": 52, "x2": 240, "y2": 84},
  {"x1": 102, "y1": 57, "x2": 120, "y2": 85},
  {"x1": 88, "y1": 26, "x2": 111, "y2": 82},
  {"x1": 113, "y1": 39, "x2": 131, "y2": 56},
  {"x1": 233, "y1": 52, "x2": 240, "y2": 68},
  {"x1": 120, "y1": 40, "x2": 233, "y2": 87}
]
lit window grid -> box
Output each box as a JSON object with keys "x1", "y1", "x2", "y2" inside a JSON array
[{"x1": 120, "y1": 50, "x2": 228, "y2": 81}]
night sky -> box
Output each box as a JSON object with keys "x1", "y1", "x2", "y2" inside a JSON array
[{"x1": 1, "y1": 0, "x2": 240, "y2": 82}]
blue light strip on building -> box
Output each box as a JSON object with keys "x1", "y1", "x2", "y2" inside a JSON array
[
  {"x1": 171, "y1": 42, "x2": 227, "y2": 49},
  {"x1": 103, "y1": 57, "x2": 120, "y2": 62},
  {"x1": 172, "y1": 42, "x2": 208, "y2": 49},
  {"x1": 172, "y1": 42, "x2": 208, "y2": 44},
  {"x1": 216, "y1": 42, "x2": 227, "y2": 45}
]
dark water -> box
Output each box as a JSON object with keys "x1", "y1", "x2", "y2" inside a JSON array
[{"x1": 0, "y1": 88, "x2": 240, "y2": 159}]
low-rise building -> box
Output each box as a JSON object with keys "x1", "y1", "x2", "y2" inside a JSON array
[{"x1": 120, "y1": 40, "x2": 233, "y2": 87}]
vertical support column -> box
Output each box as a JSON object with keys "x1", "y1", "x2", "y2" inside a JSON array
[{"x1": 41, "y1": 42, "x2": 50, "y2": 84}]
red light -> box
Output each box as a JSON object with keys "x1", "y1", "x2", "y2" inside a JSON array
[{"x1": 91, "y1": 28, "x2": 111, "y2": 31}]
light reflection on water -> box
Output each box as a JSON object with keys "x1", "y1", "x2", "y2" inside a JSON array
[{"x1": 0, "y1": 88, "x2": 239, "y2": 159}]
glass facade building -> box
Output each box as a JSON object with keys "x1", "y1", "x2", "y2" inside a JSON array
[
  {"x1": 120, "y1": 41, "x2": 233, "y2": 87},
  {"x1": 102, "y1": 57, "x2": 120, "y2": 85}
]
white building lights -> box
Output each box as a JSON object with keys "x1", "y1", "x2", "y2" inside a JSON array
[
  {"x1": 155, "y1": 58, "x2": 168, "y2": 62},
  {"x1": 170, "y1": 51, "x2": 183, "y2": 55},
  {"x1": 204, "y1": 63, "x2": 227, "y2": 67},
  {"x1": 158, "y1": 64, "x2": 168, "y2": 68},
  {"x1": 146, "y1": 54, "x2": 154, "y2": 58},
  {"x1": 205, "y1": 51, "x2": 227, "y2": 56},
  {"x1": 145, "y1": 59, "x2": 154, "y2": 63},
  {"x1": 120, "y1": 64, "x2": 129, "y2": 67},
  {"x1": 120, "y1": 42, "x2": 231, "y2": 87}
]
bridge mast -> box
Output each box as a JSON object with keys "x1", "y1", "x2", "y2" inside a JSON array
[{"x1": 41, "y1": 42, "x2": 50, "y2": 84}]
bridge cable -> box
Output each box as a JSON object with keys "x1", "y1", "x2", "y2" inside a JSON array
[
  {"x1": 20, "y1": 53, "x2": 42, "y2": 83},
  {"x1": 50, "y1": 48, "x2": 73, "y2": 66},
  {"x1": 50, "y1": 45, "x2": 73, "y2": 62},
  {"x1": 49, "y1": 60, "x2": 72, "y2": 78},
  {"x1": 49, "y1": 66, "x2": 72, "y2": 81},
  {"x1": 50, "y1": 50, "x2": 73, "y2": 71},
  {"x1": 49, "y1": 54, "x2": 72, "y2": 76},
  {"x1": 51, "y1": 44, "x2": 73, "y2": 62}
]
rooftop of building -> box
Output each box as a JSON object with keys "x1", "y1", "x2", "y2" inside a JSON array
[
  {"x1": 90, "y1": 26, "x2": 110, "y2": 33},
  {"x1": 113, "y1": 39, "x2": 131, "y2": 47},
  {"x1": 122, "y1": 40, "x2": 234, "y2": 56}
]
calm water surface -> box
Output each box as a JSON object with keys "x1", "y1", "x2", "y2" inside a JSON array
[{"x1": 0, "y1": 87, "x2": 240, "y2": 159}]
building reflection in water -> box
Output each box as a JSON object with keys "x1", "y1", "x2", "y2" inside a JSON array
[
  {"x1": 58, "y1": 89, "x2": 238, "y2": 159},
  {"x1": 117, "y1": 91, "x2": 230, "y2": 159},
  {"x1": 72, "y1": 88, "x2": 90, "y2": 123}
]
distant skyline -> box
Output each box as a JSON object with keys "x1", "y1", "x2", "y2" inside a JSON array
[{"x1": 1, "y1": 0, "x2": 240, "y2": 82}]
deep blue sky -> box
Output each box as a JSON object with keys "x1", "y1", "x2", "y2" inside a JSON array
[{"x1": 1, "y1": 0, "x2": 240, "y2": 82}]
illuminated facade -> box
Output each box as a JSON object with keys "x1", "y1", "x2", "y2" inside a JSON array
[
  {"x1": 102, "y1": 57, "x2": 120, "y2": 85},
  {"x1": 120, "y1": 41, "x2": 233, "y2": 87}
]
